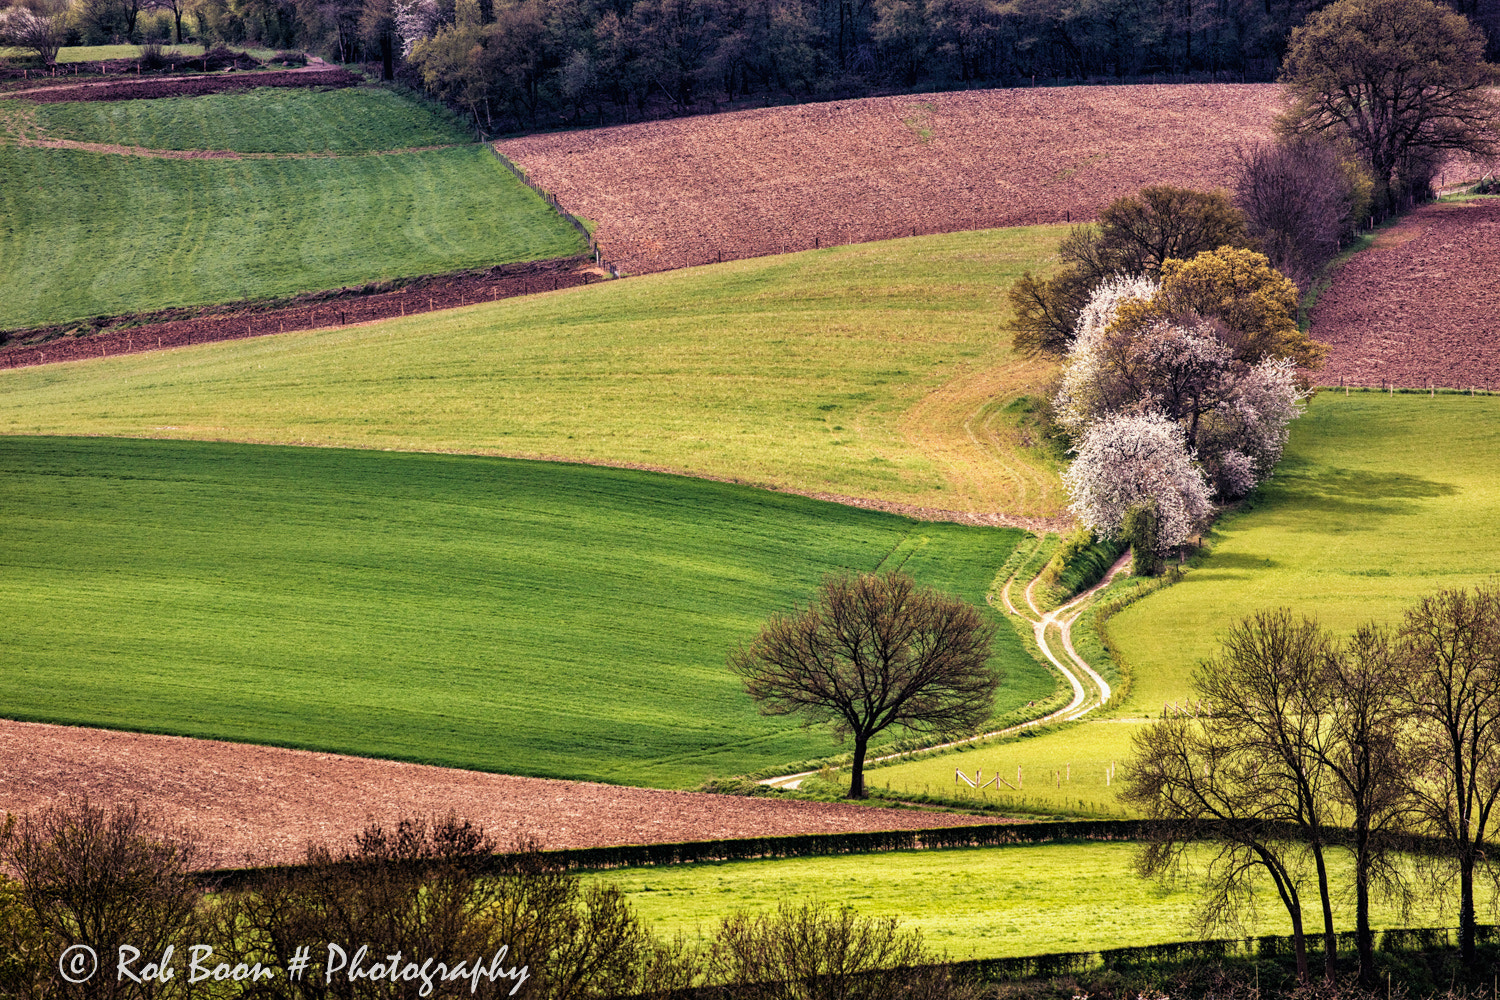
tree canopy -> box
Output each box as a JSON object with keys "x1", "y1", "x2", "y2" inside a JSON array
[
  {"x1": 728, "y1": 571, "x2": 998, "y2": 799},
  {"x1": 1279, "y1": 0, "x2": 1500, "y2": 209}
]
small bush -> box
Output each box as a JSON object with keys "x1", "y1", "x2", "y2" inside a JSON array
[
  {"x1": 138, "y1": 41, "x2": 167, "y2": 69},
  {"x1": 704, "y1": 900, "x2": 979, "y2": 1000},
  {"x1": 1474, "y1": 174, "x2": 1499, "y2": 194}
]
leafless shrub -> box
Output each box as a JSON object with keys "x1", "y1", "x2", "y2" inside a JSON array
[
  {"x1": 704, "y1": 900, "x2": 979, "y2": 1000},
  {"x1": 0, "y1": 796, "x2": 211, "y2": 1000},
  {"x1": 1233, "y1": 138, "x2": 1373, "y2": 288}
]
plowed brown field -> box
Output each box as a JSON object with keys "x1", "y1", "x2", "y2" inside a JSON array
[
  {"x1": 1312, "y1": 199, "x2": 1500, "y2": 389},
  {"x1": 0, "y1": 720, "x2": 1007, "y2": 867},
  {"x1": 498, "y1": 84, "x2": 1283, "y2": 275}
]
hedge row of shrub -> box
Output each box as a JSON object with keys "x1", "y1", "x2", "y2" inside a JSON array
[
  {"x1": 942, "y1": 925, "x2": 1498, "y2": 983},
  {"x1": 206, "y1": 819, "x2": 1154, "y2": 887}
]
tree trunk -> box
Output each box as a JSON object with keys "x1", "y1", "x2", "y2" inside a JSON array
[
  {"x1": 381, "y1": 34, "x2": 394, "y2": 80},
  {"x1": 1356, "y1": 848, "x2": 1374, "y2": 989},
  {"x1": 1313, "y1": 843, "x2": 1337, "y2": 982},
  {"x1": 1460, "y1": 856, "x2": 1477, "y2": 966},
  {"x1": 847, "y1": 732, "x2": 869, "y2": 799},
  {"x1": 1290, "y1": 902, "x2": 1309, "y2": 984}
]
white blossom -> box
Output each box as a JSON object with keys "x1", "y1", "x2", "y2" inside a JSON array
[
  {"x1": 1063, "y1": 411, "x2": 1213, "y2": 552},
  {"x1": 394, "y1": 0, "x2": 441, "y2": 57},
  {"x1": 1054, "y1": 275, "x2": 1158, "y2": 436}
]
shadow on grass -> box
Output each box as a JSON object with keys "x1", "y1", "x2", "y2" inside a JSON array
[{"x1": 1266, "y1": 466, "x2": 1458, "y2": 520}]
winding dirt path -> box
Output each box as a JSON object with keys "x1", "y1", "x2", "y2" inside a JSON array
[{"x1": 761, "y1": 543, "x2": 1129, "y2": 790}]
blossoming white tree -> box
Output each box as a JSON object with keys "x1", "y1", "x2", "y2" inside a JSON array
[
  {"x1": 1054, "y1": 275, "x2": 1158, "y2": 437},
  {"x1": 1062, "y1": 411, "x2": 1214, "y2": 570},
  {"x1": 1055, "y1": 280, "x2": 1306, "y2": 500}
]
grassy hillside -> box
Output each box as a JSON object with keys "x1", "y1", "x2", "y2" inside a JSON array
[
  {"x1": 588, "y1": 842, "x2": 1447, "y2": 960},
  {"x1": 23, "y1": 87, "x2": 474, "y2": 152},
  {"x1": 0, "y1": 227, "x2": 1069, "y2": 516},
  {"x1": 862, "y1": 392, "x2": 1500, "y2": 813},
  {"x1": 0, "y1": 144, "x2": 584, "y2": 329},
  {"x1": 0, "y1": 436, "x2": 1052, "y2": 787}
]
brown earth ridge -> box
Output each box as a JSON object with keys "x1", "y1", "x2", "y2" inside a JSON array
[
  {"x1": 0, "y1": 720, "x2": 1010, "y2": 868},
  {"x1": 0, "y1": 258, "x2": 610, "y2": 369},
  {"x1": 1312, "y1": 199, "x2": 1500, "y2": 389},
  {"x1": 496, "y1": 83, "x2": 1285, "y2": 276}
]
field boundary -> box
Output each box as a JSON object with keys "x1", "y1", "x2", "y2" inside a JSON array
[
  {"x1": 5, "y1": 66, "x2": 357, "y2": 102},
  {"x1": 201, "y1": 819, "x2": 1152, "y2": 886},
  {"x1": 0, "y1": 256, "x2": 603, "y2": 367},
  {"x1": 489, "y1": 147, "x2": 616, "y2": 275}
]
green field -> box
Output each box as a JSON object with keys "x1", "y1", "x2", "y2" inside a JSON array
[
  {"x1": 21, "y1": 87, "x2": 473, "y2": 152},
  {"x1": 0, "y1": 227, "x2": 1070, "y2": 516},
  {"x1": 861, "y1": 392, "x2": 1500, "y2": 813},
  {"x1": 587, "y1": 842, "x2": 1449, "y2": 959},
  {"x1": 0, "y1": 44, "x2": 207, "y2": 62},
  {"x1": 0, "y1": 143, "x2": 585, "y2": 329},
  {"x1": 0, "y1": 436, "x2": 1053, "y2": 787}
]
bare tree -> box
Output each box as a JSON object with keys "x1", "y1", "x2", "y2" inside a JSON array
[
  {"x1": 1190, "y1": 610, "x2": 1342, "y2": 983},
  {"x1": 1233, "y1": 137, "x2": 1372, "y2": 288},
  {"x1": 1395, "y1": 583, "x2": 1500, "y2": 970},
  {"x1": 1, "y1": 797, "x2": 210, "y2": 1000},
  {"x1": 1317, "y1": 623, "x2": 1413, "y2": 989},
  {"x1": 1124, "y1": 713, "x2": 1318, "y2": 983},
  {"x1": 728, "y1": 571, "x2": 999, "y2": 799}
]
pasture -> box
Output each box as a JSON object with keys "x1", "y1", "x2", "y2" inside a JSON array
[
  {"x1": 861, "y1": 392, "x2": 1500, "y2": 812},
  {"x1": 0, "y1": 144, "x2": 584, "y2": 329},
  {"x1": 0, "y1": 436, "x2": 1052, "y2": 788},
  {"x1": 23, "y1": 86, "x2": 473, "y2": 152},
  {"x1": 588, "y1": 842, "x2": 1449, "y2": 959},
  {"x1": 0, "y1": 85, "x2": 584, "y2": 330},
  {"x1": 0, "y1": 227, "x2": 1071, "y2": 517}
]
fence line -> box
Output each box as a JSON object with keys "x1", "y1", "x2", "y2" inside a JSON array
[
  {"x1": 488, "y1": 148, "x2": 618, "y2": 277},
  {"x1": 1322, "y1": 382, "x2": 1500, "y2": 396}
]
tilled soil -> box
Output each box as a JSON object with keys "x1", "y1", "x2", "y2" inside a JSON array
[
  {"x1": 497, "y1": 84, "x2": 1284, "y2": 276},
  {"x1": 0, "y1": 720, "x2": 1008, "y2": 868},
  {"x1": 0, "y1": 258, "x2": 607, "y2": 369},
  {"x1": 1311, "y1": 199, "x2": 1500, "y2": 389}
]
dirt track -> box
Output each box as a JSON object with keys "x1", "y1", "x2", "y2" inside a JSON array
[
  {"x1": 0, "y1": 720, "x2": 1007, "y2": 868},
  {"x1": 498, "y1": 84, "x2": 1283, "y2": 275},
  {"x1": 1312, "y1": 199, "x2": 1500, "y2": 389}
]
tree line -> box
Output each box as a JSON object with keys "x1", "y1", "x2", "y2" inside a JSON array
[
  {"x1": 1125, "y1": 584, "x2": 1500, "y2": 990},
  {"x1": 4, "y1": 0, "x2": 1495, "y2": 132}
]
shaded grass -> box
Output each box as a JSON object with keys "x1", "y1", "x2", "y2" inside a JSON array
[
  {"x1": 849, "y1": 393, "x2": 1500, "y2": 813},
  {"x1": 0, "y1": 436, "x2": 1051, "y2": 788},
  {"x1": 0, "y1": 144, "x2": 585, "y2": 329},
  {"x1": 587, "y1": 842, "x2": 1448, "y2": 960},
  {"x1": 0, "y1": 227, "x2": 1071, "y2": 516},
  {"x1": 23, "y1": 87, "x2": 473, "y2": 152}
]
